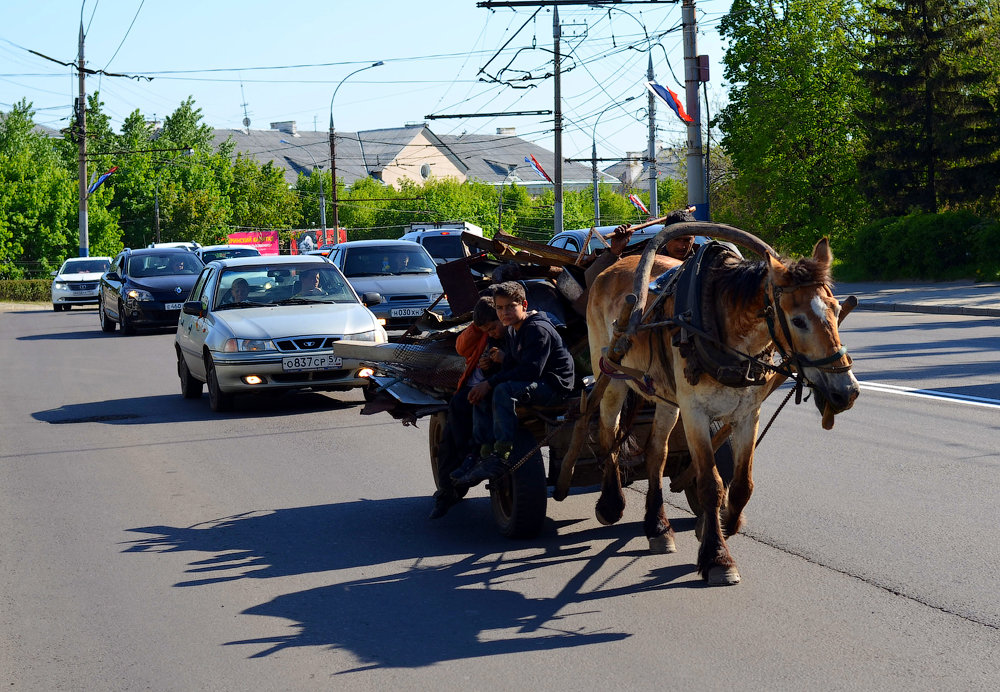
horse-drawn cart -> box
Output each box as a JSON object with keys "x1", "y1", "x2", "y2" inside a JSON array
[{"x1": 330, "y1": 220, "x2": 788, "y2": 539}]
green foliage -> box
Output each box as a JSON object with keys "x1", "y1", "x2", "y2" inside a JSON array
[
  {"x1": 717, "y1": 0, "x2": 868, "y2": 255},
  {"x1": 0, "y1": 279, "x2": 51, "y2": 301},
  {"x1": 837, "y1": 211, "x2": 1000, "y2": 280},
  {"x1": 858, "y1": 0, "x2": 1000, "y2": 214}
]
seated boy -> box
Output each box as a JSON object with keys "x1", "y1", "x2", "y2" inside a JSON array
[
  {"x1": 429, "y1": 296, "x2": 505, "y2": 519},
  {"x1": 455, "y1": 281, "x2": 576, "y2": 486}
]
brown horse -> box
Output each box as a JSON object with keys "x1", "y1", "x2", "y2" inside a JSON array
[{"x1": 579, "y1": 233, "x2": 859, "y2": 586}]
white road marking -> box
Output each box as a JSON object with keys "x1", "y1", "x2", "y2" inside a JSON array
[{"x1": 859, "y1": 381, "x2": 1000, "y2": 410}]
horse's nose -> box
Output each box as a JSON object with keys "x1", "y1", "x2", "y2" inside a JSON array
[{"x1": 829, "y1": 381, "x2": 860, "y2": 411}]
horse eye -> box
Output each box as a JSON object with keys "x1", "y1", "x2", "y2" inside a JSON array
[{"x1": 791, "y1": 316, "x2": 808, "y2": 329}]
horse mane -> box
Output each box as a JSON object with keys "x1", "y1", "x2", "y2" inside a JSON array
[{"x1": 712, "y1": 252, "x2": 831, "y2": 310}]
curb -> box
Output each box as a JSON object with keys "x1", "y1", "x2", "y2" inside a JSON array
[{"x1": 854, "y1": 301, "x2": 1000, "y2": 318}]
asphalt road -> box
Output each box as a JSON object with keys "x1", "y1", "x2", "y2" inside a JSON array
[{"x1": 2, "y1": 305, "x2": 998, "y2": 691}]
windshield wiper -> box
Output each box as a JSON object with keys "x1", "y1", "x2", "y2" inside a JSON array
[
  {"x1": 399, "y1": 268, "x2": 433, "y2": 274},
  {"x1": 276, "y1": 297, "x2": 328, "y2": 305},
  {"x1": 217, "y1": 301, "x2": 276, "y2": 310}
]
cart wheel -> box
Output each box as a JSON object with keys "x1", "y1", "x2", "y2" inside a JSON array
[
  {"x1": 428, "y1": 411, "x2": 468, "y2": 499},
  {"x1": 684, "y1": 420, "x2": 735, "y2": 516},
  {"x1": 490, "y1": 431, "x2": 547, "y2": 539}
]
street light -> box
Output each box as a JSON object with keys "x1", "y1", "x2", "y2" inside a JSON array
[
  {"x1": 592, "y1": 95, "x2": 639, "y2": 225},
  {"x1": 280, "y1": 138, "x2": 325, "y2": 232},
  {"x1": 497, "y1": 165, "x2": 524, "y2": 233},
  {"x1": 329, "y1": 60, "x2": 385, "y2": 235}
]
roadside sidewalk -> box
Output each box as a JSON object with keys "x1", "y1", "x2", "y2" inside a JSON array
[{"x1": 834, "y1": 281, "x2": 1000, "y2": 318}]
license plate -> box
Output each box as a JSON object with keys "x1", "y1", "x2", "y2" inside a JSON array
[
  {"x1": 165, "y1": 302, "x2": 183, "y2": 310},
  {"x1": 390, "y1": 307, "x2": 425, "y2": 318},
  {"x1": 282, "y1": 354, "x2": 343, "y2": 372},
  {"x1": 72, "y1": 290, "x2": 92, "y2": 295}
]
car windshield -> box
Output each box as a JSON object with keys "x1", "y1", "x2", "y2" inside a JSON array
[
  {"x1": 61, "y1": 259, "x2": 110, "y2": 273},
  {"x1": 341, "y1": 246, "x2": 436, "y2": 277},
  {"x1": 420, "y1": 235, "x2": 464, "y2": 261},
  {"x1": 128, "y1": 253, "x2": 203, "y2": 277},
  {"x1": 201, "y1": 247, "x2": 260, "y2": 262},
  {"x1": 214, "y1": 265, "x2": 358, "y2": 309}
]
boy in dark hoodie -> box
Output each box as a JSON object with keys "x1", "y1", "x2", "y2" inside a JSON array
[{"x1": 456, "y1": 280, "x2": 575, "y2": 485}]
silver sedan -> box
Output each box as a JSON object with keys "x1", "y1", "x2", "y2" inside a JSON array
[{"x1": 175, "y1": 255, "x2": 387, "y2": 412}]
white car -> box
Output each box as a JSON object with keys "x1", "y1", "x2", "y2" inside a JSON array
[
  {"x1": 175, "y1": 255, "x2": 387, "y2": 412},
  {"x1": 195, "y1": 244, "x2": 262, "y2": 263},
  {"x1": 148, "y1": 241, "x2": 201, "y2": 251},
  {"x1": 51, "y1": 256, "x2": 112, "y2": 311}
]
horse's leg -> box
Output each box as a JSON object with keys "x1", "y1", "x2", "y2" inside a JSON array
[
  {"x1": 721, "y1": 415, "x2": 758, "y2": 538},
  {"x1": 645, "y1": 403, "x2": 680, "y2": 554},
  {"x1": 683, "y1": 408, "x2": 741, "y2": 586},
  {"x1": 594, "y1": 380, "x2": 628, "y2": 526}
]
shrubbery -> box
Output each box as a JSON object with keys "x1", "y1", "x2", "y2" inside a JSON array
[
  {"x1": 835, "y1": 212, "x2": 1000, "y2": 282},
  {"x1": 0, "y1": 279, "x2": 50, "y2": 302}
]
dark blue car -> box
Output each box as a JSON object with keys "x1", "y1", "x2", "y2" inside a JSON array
[{"x1": 98, "y1": 247, "x2": 204, "y2": 334}]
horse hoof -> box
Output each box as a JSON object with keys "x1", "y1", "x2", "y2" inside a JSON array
[
  {"x1": 707, "y1": 566, "x2": 741, "y2": 586},
  {"x1": 648, "y1": 534, "x2": 676, "y2": 554},
  {"x1": 595, "y1": 509, "x2": 617, "y2": 526}
]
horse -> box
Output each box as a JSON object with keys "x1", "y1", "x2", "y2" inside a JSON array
[{"x1": 568, "y1": 224, "x2": 859, "y2": 586}]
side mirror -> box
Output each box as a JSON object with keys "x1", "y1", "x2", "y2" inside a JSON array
[
  {"x1": 182, "y1": 301, "x2": 204, "y2": 317},
  {"x1": 50, "y1": 270, "x2": 58, "y2": 277},
  {"x1": 361, "y1": 292, "x2": 383, "y2": 307},
  {"x1": 105, "y1": 271, "x2": 121, "y2": 282}
]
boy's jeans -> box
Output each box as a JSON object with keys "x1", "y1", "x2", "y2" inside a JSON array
[{"x1": 476, "y1": 380, "x2": 564, "y2": 449}]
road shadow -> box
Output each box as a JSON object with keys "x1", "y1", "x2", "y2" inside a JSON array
[
  {"x1": 32, "y1": 390, "x2": 363, "y2": 425},
  {"x1": 18, "y1": 325, "x2": 177, "y2": 341},
  {"x1": 123, "y1": 497, "x2": 702, "y2": 668}
]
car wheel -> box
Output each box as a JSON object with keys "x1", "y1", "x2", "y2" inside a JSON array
[
  {"x1": 52, "y1": 304, "x2": 60, "y2": 312},
  {"x1": 119, "y1": 301, "x2": 136, "y2": 335},
  {"x1": 177, "y1": 348, "x2": 203, "y2": 399},
  {"x1": 99, "y1": 302, "x2": 116, "y2": 332},
  {"x1": 205, "y1": 355, "x2": 234, "y2": 412}
]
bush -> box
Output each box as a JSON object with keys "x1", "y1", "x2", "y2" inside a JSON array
[
  {"x1": 837, "y1": 212, "x2": 1000, "y2": 281},
  {"x1": 0, "y1": 279, "x2": 51, "y2": 302}
]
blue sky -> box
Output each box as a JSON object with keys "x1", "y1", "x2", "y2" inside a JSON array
[{"x1": 1, "y1": 1, "x2": 733, "y2": 162}]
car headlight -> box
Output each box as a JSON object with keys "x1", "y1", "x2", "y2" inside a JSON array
[
  {"x1": 126, "y1": 288, "x2": 154, "y2": 301},
  {"x1": 53, "y1": 281, "x2": 67, "y2": 290},
  {"x1": 223, "y1": 338, "x2": 277, "y2": 352},
  {"x1": 345, "y1": 329, "x2": 379, "y2": 342}
]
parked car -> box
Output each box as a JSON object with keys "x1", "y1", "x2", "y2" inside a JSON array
[
  {"x1": 195, "y1": 244, "x2": 262, "y2": 263},
  {"x1": 98, "y1": 248, "x2": 204, "y2": 334},
  {"x1": 327, "y1": 239, "x2": 449, "y2": 330},
  {"x1": 50, "y1": 256, "x2": 112, "y2": 311},
  {"x1": 174, "y1": 255, "x2": 387, "y2": 411}
]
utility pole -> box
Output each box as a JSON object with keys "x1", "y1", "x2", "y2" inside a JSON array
[
  {"x1": 646, "y1": 51, "x2": 658, "y2": 218},
  {"x1": 682, "y1": 0, "x2": 707, "y2": 220},
  {"x1": 77, "y1": 17, "x2": 88, "y2": 257},
  {"x1": 553, "y1": 5, "x2": 563, "y2": 235}
]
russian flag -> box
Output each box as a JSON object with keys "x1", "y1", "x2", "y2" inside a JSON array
[
  {"x1": 645, "y1": 80, "x2": 693, "y2": 123},
  {"x1": 87, "y1": 166, "x2": 118, "y2": 195},
  {"x1": 628, "y1": 194, "x2": 649, "y2": 214},
  {"x1": 524, "y1": 154, "x2": 553, "y2": 184}
]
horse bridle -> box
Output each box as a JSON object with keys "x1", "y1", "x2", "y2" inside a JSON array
[{"x1": 763, "y1": 280, "x2": 854, "y2": 375}]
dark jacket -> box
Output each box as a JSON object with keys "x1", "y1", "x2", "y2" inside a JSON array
[{"x1": 488, "y1": 312, "x2": 575, "y2": 394}]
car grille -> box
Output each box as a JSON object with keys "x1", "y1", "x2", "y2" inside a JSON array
[
  {"x1": 69, "y1": 282, "x2": 98, "y2": 290},
  {"x1": 387, "y1": 294, "x2": 431, "y2": 302},
  {"x1": 275, "y1": 336, "x2": 342, "y2": 352}
]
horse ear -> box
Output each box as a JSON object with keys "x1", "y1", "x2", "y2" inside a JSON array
[
  {"x1": 766, "y1": 253, "x2": 790, "y2": 285},
  {"x1": 812, "y1": 237, "x2": 832, "y2": 265}
]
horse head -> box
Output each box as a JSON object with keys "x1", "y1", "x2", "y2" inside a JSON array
[{"x1": 765, "y1": 238, "x2": 860, "y2": 428}]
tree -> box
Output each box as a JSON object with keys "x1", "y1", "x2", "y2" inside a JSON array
[
  {"x1": 858, "y1": 0, "x2": 1000, "y2": 214},
  {"x1": 717, "y1": 0, "x2": 867, "y2": 254}
]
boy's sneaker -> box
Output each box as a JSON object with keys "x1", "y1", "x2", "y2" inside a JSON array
[
  {"x1": 449, "y1": 453, "x2": 479, "y2": 484},
  {"x1": 428, "y1": 489, "x2": 461, "y2": 519},
  {"x1": 454, "y1": 453, "x2": 511, "y2": 487}
]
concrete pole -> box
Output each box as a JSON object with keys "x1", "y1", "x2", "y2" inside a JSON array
[
  {"x1": 77, "y1": 18, "x2": 88, "y2": 257},
  {"x1": 682, "y1": 0, "x2": 707, "y2": 220},
  {"x1": 647, "y1": 51, "x2": 658, "y2": 218},
  {"x1": 592, "y1": 139, "x2": 599, "y2": 225},
  {"x1": 553, "y1": 6, "x2": 563, "y2": 235}
]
